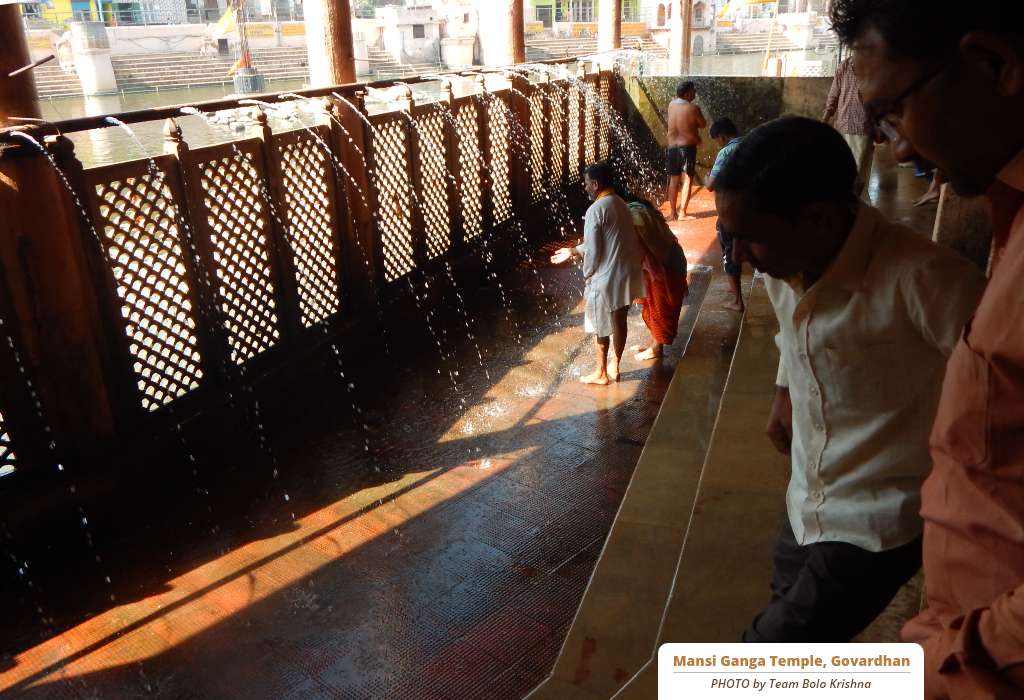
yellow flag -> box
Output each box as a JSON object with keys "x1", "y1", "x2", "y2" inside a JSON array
[{"x1": 212, "y1": 8, "x2": 236, "y2": 39}]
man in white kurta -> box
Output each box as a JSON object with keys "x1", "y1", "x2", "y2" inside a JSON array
[{"x1": 551, "y1": 163, "x2": 644, "y2": 385}]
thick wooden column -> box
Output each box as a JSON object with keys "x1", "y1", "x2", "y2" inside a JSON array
[
  {"x1": 304, "y1": 0, "x2": 356, "y2": 87},
  {"x1": 598, "y1": 0, "x2": 622, "y2": 54},
  {"x1": 509, "y1": 0, "x2": 526, "y2": 64},
  {"x1": 0, "y1": 131, "x2": 117, "y2": 455},
  {"x1": 0, "y1": 6, "x2": 41, "y2": 125}
]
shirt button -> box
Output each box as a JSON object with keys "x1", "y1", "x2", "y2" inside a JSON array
[
  {"x1": 815, "y1": 424, "x2": 824, "y2": 432},
  {"x1": 810, "y1": 386, "x2": 819, "y2": 396},
  {"x1": 799, "y1": 353, "x2": 808, "y2": 361}
]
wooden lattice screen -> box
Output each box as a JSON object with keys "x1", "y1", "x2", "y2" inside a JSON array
[{"x1": 0, "y1": 70, "x2": 617, "y2": 463}]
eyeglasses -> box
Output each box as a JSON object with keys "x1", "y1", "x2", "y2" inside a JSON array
[{"x1": 867, "y1": 64, "x2": 944, "y2": 136}]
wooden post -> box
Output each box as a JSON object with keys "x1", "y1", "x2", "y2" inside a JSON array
[
  {"x1": 509, "y1": 0, "x2": 526, "y2": 64},
  {"x1": 0, "y1": 5, "x2": 41, "y2": 126},
  {"x1": 162, "y1": 118, "x2": 231, "y2": 386},
  {"x1": 507, "y1": 72, "x2": 533, "y2": 220},
  {"x1": 0, "y1": 130, "x2": 117, "y2": 455},
  {"x1": 304, "y1": 0, "x2": 356, "y2": 87},
  {"x1": 436, "y1": 81, "x2": 462, "y2": 254},
  {"x1": 399, "y1": 87, "x2": 428, "y2": 268},
  {"x1": 475, "y1": 76, "x2": 494, "y2": 237},
  {"x1": 598, "y1": 0, "x2": 622, "y2": 54},
  {"x1": 443, "y1": 86, "x2": 466, "y2": 252},
  {"x1": 540, "y1": 72, "x2": 553, "y2": 191},
  {"x1": 330, "y1": 90, "x2": 380, "y2": 306},
  {"x1": 253, "y1": 107, "x2": 303, "y2": 338}
]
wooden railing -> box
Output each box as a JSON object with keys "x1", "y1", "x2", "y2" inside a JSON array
[{"x1": 0, "y1": 62, "x2": 616, "y2": 482}]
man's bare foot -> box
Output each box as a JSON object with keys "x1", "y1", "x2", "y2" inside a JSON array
[
  {"x1": 723, "y1": 299, "x2": 745, "y2": 312},
  {"x1": 634, "y1": 345, "x2": 663, "y2": 360},
  {"x1": 607, "y1": 358, "x2": 621, "y2": 382},
  {"x1": 665, "y1": 212, "x2": 678, "y2": 222},
  {"x1": 913, "y1": 190, "x2": 940, "y2": 207},
  {"x1": 580, "y1": 370, "x2": 610, "y2": 385},
  {"x1": 680, "y1": 213, "x2": 697, "y2": 221}
]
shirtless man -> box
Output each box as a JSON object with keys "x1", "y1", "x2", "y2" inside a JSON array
[{"x1": 666, "y1": 81, "x2": 706, "y2": 220}]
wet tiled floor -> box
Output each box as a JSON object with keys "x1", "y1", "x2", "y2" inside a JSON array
[{"x1": 1, "y1": 190, "x2": 725, "y2": 699}]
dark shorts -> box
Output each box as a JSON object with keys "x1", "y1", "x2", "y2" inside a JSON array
[
  {"x1": 667, "y1": 145, "x2": 697, "y2": 177},
  {"x1": 717, "y1": 222, "x2": 739, "y2": 275}
]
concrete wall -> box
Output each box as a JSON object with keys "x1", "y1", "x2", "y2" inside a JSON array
[
  {"x1": 619, "y1": 75, "x2": 832, "y2": 178},
  {"x1": 379, "y1": 7, "x2": 441, "y2": 64}
]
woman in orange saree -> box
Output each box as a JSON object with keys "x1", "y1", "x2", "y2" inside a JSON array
[{"x1": 626, "y1": 198, "x2": 688, "y2": 360}]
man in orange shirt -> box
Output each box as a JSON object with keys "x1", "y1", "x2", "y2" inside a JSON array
[{"x1": 831, "y1": 1, "x2": 1024, "y2": 697}]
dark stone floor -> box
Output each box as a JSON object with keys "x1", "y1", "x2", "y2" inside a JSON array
[{"x1": 0, "y1": 190, "x2": 722, "y2": 699}]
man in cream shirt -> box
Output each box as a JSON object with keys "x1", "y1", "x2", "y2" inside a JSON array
[{"x1": 713, "y1": 117, "x2": 986, "y2": 642}]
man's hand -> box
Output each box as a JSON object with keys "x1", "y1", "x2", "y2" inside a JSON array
[
  {"x1": 550, "y1": 247, "x2": 575, "y2": 265},
  {"x1": 766, "y1": 386, "x2": 793, "y2": 455}
]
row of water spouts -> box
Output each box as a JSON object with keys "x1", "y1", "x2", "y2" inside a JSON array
[{"x1": 1, "y1": 56, "x2": 665, "y2": 669}]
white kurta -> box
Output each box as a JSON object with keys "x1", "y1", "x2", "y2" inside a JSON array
[{"x1": 576, "y1": 194, "x2": 645, "y2": 337}]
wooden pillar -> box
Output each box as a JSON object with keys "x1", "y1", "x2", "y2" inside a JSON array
[
  {"x1": 0, "y1": 6, "x2": 41, "y2": 126},
  {"x1": 254, "y1": 108, "x2": 303, "y2": 337},
  {"x1": 0, "y1": 131, "x2": 117, "y2": 454},
  {"x1": 507, "y1": 73, "x2": 532, "y2": 220},
  {"x1": 439, "y1": 81, "x2": 465, "y2": 253},
  {"x1": 475, "y1": 76, "x2": 494, "y2": 235},
  {"x1": 598, "y1": 0, "x2": 622, "y2": 54},
  {"x1": 330, "y1": 90, "x2": 381, "y2": 302},
  {"x1": 509, "y1": 0, "x2": 526, "y2": 64},
  {"x1": 304, "y1": 0, "x2": 356, "y2": 87}
]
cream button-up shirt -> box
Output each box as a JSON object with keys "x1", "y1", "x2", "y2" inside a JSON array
[{"x1": 766, "y1": 204, "x2": 986, "y2": 552}]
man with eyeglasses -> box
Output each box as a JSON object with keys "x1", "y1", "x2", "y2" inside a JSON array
[
  {"x1": 714, "y1": 116, "x2": 985, "y2": 646},
  {"x1": 823, "y1": 56, "x2": 876, "y2": 196},
  {"x1": 832, "y1": 1, "x2": 1024, "y2": 697}
]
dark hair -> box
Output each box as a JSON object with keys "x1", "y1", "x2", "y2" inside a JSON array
[
  {"x1": 585, "y1": 161, "x2": 616, "y2": 189},
  {"x1": 709, "y1": 118, "x2": 739, "y2": 139},
  {"x1": 676, "y1": 80, "x2": 696, "y2": 98},
  {"x1": 714, "y1": 116, "x2": 856, "y2": 215},
  {"x1": 830, "y1": 0, "x2": 1023, "y2": 59}
]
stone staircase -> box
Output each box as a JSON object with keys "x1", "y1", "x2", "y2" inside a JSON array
[
  {"x1": 33, "y1": 63, "x2": 85, "y2": 99},
  {"x1": 364, "y1": 46, "x2": 441, "y2": 80},
  {"x1": 716, "y1": 31, "x2": 801, "y2": 54},
  {"x1": 524, "y1": 36, "x2": 667, "y2": 61},
  {"x1": 110, "y1": 46, "x2": 309, "y2": 93}
]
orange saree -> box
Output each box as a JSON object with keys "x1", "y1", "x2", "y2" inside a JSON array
[{"x1": 629, "y1": 203, "x2": 688, "y2": 345}]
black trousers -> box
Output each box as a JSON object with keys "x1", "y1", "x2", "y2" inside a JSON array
[{"x1": 743, "y1": 518, "x2": 922, "y2": 643}]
